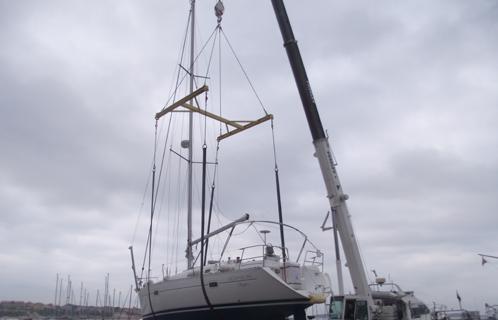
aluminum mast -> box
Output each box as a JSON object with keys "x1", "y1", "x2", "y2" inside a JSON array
[
  {"x1": 186, "y1": 0, "x2": 195, "y2": 269},
  {"x1": 271, "y1": 0, "x2": 375, "y2": 315}
]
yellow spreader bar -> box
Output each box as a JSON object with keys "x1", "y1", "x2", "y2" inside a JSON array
[
  {"x1": 155, "y1": 85, "x2": 273, "y2": 141},
  {"x1": 155, "y1": 85, "x2": 209, "y2": 120},
  {"x1": 217, "y1": 114, "x2": 273, "y2": 141}
]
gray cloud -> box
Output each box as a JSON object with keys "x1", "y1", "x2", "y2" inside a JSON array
[{"x1": 1, "y1": 0, "x2": 497, "y2": 313}]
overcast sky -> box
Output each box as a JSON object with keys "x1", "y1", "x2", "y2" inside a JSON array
[{"x1": 1, "y1": 0, "x2": 497, "y2": 314}]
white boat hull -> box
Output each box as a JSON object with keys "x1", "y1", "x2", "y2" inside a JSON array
[{"x1": 139, "y1": 266, "x2": 319, "y2": 320}]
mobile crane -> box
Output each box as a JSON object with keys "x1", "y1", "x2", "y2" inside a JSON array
[
  {"x1": 271, "y1": 4, "x2": 435, "y2": 320},
  {"x1": 271, "y1": 2, "x2": 376, "y2": 320}
]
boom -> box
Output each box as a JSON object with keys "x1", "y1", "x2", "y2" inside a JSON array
[{"x1": 271, "y1": 0, "x2": 375, "y2": 315}]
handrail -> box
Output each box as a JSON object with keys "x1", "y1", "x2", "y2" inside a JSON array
[
  {"x1": 238, "y1": 244, "x2": 289, "y2": 262},
  {"x1": 190, "y1": 218, "x2": 323, "y2": 267}
]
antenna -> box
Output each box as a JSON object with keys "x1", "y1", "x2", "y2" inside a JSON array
[{"x1": 260, "y1": 230, "x2": 271, "y2": 244}]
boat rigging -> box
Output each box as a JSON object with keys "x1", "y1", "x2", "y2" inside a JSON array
[{"x1": 129, "y1": 2, "x2": 331, "y2": 320}]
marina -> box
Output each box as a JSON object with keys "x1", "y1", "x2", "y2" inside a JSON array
[
  {"x1": 128, "y1": 1, "x2": 498, "y2": 320},
  {"x1": 1, "y1": 1, "x2": 497, "y2": 320}
]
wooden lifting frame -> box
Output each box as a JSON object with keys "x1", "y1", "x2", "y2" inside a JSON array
[{"x1": 155, "y1": 85, "x2": 273, "y2": 141}]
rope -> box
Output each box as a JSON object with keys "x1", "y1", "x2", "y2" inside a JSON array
[
  {"x1": 157, "y1": 25, "x2": 218, "y2": 116},
  {"x1": 137, "y1": 3, "x2": 191, "y2": 279},
  {"x1": 191, "y1": 25, "x2": 219, "y2": 85},
  {"x1": 170, "y1": 8, "x2": 192, "y2": 105},
  {"x1": 229, "y1": 222, "x2": 253, "y2": 237},
  {"x1": 251, "y1": 223, "x2": 266, "y2": 243},
  {"x1": 173, "y1": 112, "x2": 188, "y2": 273},
  {"x1": 220, "y1": 28, "x2": 269, "y2": 115},
  {"x1": 152, "y1": 114, "x2": 174, "y2": 213},
  {"x1": 131, "y1": 162, "x2": 152, "y2": 245},
  {"x1": 204, "y1": 140, "x2": 220, "y2": 262},
  {"x1": 156, "y1": 8, "x2": 192, "y2": 117},
  {"x1": 139, "y1": 233, "x2": 149, "y2": 280},
  {"x1": 269, "y1": 118, "x2": 287, "y2": 277},
  {"x1": 146, "y1": 120, "x2": 158, "y2": 320},
  {"x1": 149, "y1": 114, "x2": 173, "y2": 254},
  {"x1": 203, "y1": 26, "x2": 220, "y2": 85},
  {"x1": 164, "y1": 142, "x2": 174, "y2": 275},
  {"x1": 204, "y1": 24, "x2": 225, "y2": 261},
  {"x1": 218, "y1": 25, "x2": 222, "y2": 132},
  {"x1": 200, "y1": 144, "x2": 213, "y2": 310},
  {"x1": 133, "y1": 28, "x2": 192, "y2": 244}
]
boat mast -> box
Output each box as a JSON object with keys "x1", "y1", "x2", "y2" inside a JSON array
[
  {"x1": 54, "y1": 273, "x2": 59, "y2": 307},
  {"x1": 271, "y1": 0, "x2": 374, "y2": 313},
  {"x1": 186, "y1": 0, "x2": 195, "y2": 269}
]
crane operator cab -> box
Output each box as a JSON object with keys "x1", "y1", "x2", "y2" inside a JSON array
[{"x1": 330, "y1": 295, "x2": 369, "y2": 320}]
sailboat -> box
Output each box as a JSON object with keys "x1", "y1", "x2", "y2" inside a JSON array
[
  {"x1": 485, "y1": 304, "x2": 498, "y2": 320},
  {"x1": 129, "y1": 2, "x2": 331, "y2": 320}
]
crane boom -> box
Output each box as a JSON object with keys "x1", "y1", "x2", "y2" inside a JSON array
[{"x1": 270, "y1": 0, "x2": 375, "y2": 315}]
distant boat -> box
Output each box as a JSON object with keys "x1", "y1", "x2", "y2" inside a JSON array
[
  {"x1": 313, "y1": 278, "x2": 431, "y2": 320},
  {"x1": 435, "y1": 309, "x2": 481, "y2": 320},
  {"x1": 485, "y1": 304, "x2": 497, "y2": 320},
  {"x1": 369, "y1": 279, "x2": 431, "y2": 320}
]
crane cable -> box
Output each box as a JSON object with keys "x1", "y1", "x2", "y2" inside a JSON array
[
  {"x1": 145, "y1": 120, "x2": 159, "y2": 320},
  {"x1": 203, "y1": 22, "x2": 223, "y2": 264},
  {"x1": 197, "y1": 5, "x2": 225, "y2": 312},
  {"x1": 220, "y1": 28, "x2": 269, "y2": 116}
]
